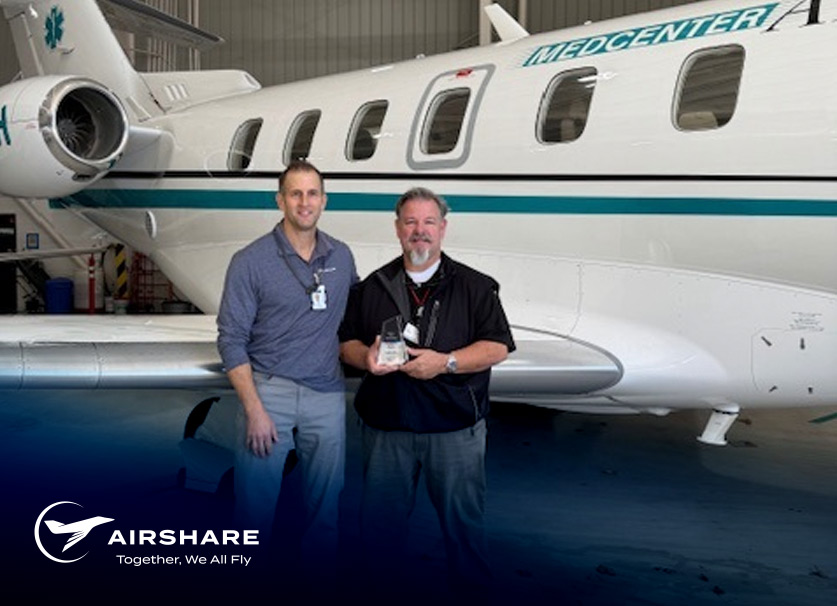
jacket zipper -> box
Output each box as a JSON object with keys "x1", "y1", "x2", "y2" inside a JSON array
[{"x1": 424, "y1": 300, "x2": 440, "y2": 346}]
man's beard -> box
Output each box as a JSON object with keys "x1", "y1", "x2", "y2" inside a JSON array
[{"x1": 408, "y1": 247, "x2": 431, "y2": 266}]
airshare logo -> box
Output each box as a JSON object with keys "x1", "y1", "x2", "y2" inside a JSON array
[
  {"x1": 44, "y1": 5, "x2": 65, "y2": 50},
  {"x1": 35, "y1": 501, "x2": 260, "y2": 566},
  {"x1": 35, "y1": 501, "x2": 114, "y2": 563}
]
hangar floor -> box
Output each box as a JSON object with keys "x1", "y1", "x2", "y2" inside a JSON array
[{"x1": 2, "y1": 389, "x2": 836, "y2": 605}]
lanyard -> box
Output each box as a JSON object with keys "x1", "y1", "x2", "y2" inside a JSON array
[
  {"x1": 280, "y1": 250, "x2": 323, "y2": 295},
  {"x1": 408, "y1": 283, "x2": 432, "y2": 318},
  {"x1": 409, "y1": 284, "x2": 431, "y2": 306}
]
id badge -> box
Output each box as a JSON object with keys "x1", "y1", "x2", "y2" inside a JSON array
[
  {"x1": 311, "y1": 284, "x2": 327, "y2": 310},
  {"x1": 403, "y1": 322, "x2": 420, "y2": 344}
]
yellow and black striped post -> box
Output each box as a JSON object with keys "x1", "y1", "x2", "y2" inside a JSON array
[{"x1": 114, "y1": 243, "x2": 129, "y2": 301}]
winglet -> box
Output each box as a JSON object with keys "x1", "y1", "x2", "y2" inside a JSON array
[{"x1": 484, "y1": 3, "x2": 529, "y2": 42}]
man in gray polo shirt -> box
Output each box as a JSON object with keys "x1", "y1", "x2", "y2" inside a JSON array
[{"x1": 217, "y1": 160, "x2": 357, "y2": 578}]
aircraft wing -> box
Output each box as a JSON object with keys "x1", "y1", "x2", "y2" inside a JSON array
[
  {"x1": 0, "y1": 316, "x2": 622, "y2": 396},
  {"x1": 490, "y1": 326, "x2": 622, "y2": 401},
  {"x1": 0, "y1": 315, "x2": 226, "y2": 389}
]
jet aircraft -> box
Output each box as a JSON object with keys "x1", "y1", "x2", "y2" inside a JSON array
[{"x1": 1, "y1": 0, "x2": 836, "y2": 445}]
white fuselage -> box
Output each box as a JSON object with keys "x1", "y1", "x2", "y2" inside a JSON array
[{"x1": 42, "y1": 0, "x2": 837, "y2": 410}]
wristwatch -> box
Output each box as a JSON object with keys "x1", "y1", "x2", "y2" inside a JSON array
[{"x1": 445, "y1": 353, "x2": 458, "y2": 374}]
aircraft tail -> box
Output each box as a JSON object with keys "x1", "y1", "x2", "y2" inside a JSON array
[
  {"x1": 0, "y1": 0, "x2": 249, "y2": 197},
  {"x1": 1, "y1": 0, "x2": 156, "y2": 120}
]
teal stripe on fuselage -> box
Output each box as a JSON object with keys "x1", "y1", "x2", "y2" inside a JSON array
[{"x1": 55, "y1": 190, "x2": 837, "y2": 217}]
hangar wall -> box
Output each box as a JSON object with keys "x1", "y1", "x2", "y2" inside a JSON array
[
  {"x1": 0, "y1": 15, "x2": 14, "y2": 82},
  {"x1": 524, "y1": 0, "x2": 701, "y2": 32},
  {"x1": 197, "y1": 0, "x2": 703, "y2": 86},
  {"x1": 196, "y1": 0, "x2": 514, "y2": 85},
  {"x1": 0, "y1": 0, "x2": 705, "y2": 86}
]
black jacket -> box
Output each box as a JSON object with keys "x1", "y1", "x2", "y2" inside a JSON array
[{"x1": 339, "y1": 253, "x2": 515, "y2": 433}]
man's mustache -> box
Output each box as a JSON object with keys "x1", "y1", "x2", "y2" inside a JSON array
[{"x1": 409, "y1": 234, "x2": 432, "y2": 243}]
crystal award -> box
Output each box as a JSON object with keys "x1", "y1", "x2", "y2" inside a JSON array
[{"x1": 377, "y1": 315, "x2": 408, "y2": 366}]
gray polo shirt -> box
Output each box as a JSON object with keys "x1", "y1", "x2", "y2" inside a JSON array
[{"x1": 217, "y1": 222, "x2": 357, "y2": 392}]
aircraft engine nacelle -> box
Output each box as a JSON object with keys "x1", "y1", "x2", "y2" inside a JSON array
[{"x1": 0, "y1": 76, "x2": 129, "y2": 198}]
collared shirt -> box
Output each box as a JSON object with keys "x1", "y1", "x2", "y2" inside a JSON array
[{"x1": 217, "y1": 221, "x2": 357, "y2": 392}]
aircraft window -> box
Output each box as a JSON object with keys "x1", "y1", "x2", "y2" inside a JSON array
[
  {"x1": 538, "y1": 67, "x2": 597, "y2": 144},
  {"x1": 675, "y1": 45, "x2": 744, "y2": 131},
  {"x1": 284, "y1": 110, "x2": 321, "y2": 163},
  {"x1": 347, "y1": 101, "x2": 389, "y2": 161},
  {"x1": 228, "y1": 118, "x2": 263, "y2": 171},
  {"x1": 422, "y1": 88, "x2": 471, "y2": 155}
]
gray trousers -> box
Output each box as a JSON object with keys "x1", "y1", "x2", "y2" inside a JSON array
[
  {"x1": 234, "y1": 374, "x2": 345, "y2": 572},
  {"x1": 360, "y1": 419, "x2": 491, "y2": 589}
]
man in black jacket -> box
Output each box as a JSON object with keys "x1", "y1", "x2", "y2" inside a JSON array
[{"x1": 339, "y1": 187, "x2": 515, "y2": 593}]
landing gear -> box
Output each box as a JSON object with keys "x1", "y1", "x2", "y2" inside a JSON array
[
  {"x1": 178, "y1": 396, "x2": 300, "y2": 494},
  {"x1": 179, "y1": 396, "x2": 236, "y2": 493},
  {"x1": 697, "y1": 405, "x2": 740, "y2": 446}
]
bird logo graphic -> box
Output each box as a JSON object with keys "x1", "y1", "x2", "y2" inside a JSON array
[{"x1": 35, "y1": 502, "x2": 114, "y2": 563}]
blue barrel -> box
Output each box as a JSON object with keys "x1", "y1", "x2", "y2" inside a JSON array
[{"x1": 45, "y1": 277, "x2": 74, "y2": 314}]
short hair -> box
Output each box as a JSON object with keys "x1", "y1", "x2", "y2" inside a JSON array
[
  {"x1": 394, "y1": 187, "x2": 450, "y2": 219},
  {"x1": 279, "y1": 159, "x2": 324, "y2": 193}
]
